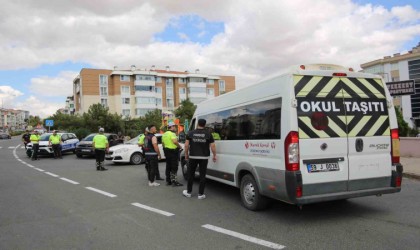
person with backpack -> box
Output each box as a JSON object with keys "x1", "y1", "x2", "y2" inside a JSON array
[{"x1": 143, "y1": 125, "x2": 162, "y2": 187}]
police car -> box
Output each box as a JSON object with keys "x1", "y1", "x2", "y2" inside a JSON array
[{"x1": 26, "y1": 132, "x2": 79, "y2": 157}]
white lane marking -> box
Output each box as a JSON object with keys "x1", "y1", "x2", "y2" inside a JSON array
[
  {"x1": 34, "y1": 168, "x2": 45, "y2": 172},
  {"x1": 60, "y1": 178, "x2": 79, "y2": 185},
  {"x1": 45, "y1": 172, "x2": 59, "y2": 177},
  {"x1": 85, "y1": 187, "x2": 117, "y2": 198},
  {"x1": 8, "y1": 146, "x2": 15, "y2": 149},
  {"x1": 202, "y1": 224, "x2": 285, "y2": 250},
  {"x1": 131, "y1": 202, "x2": 174, "y2": 217}
]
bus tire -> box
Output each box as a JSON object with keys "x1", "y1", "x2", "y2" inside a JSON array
[{"x1": 240, "y1": 174, "x2": 268, "y2": 211}]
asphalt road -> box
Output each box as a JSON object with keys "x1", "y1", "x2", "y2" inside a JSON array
[{"x1": 1, "y1": 137, "x2": 419, "y2": 249}]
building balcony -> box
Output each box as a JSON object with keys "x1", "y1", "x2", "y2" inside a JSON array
[
  {"x1": 135, "y1": 91, "x2": 156, "y2": 98},
  {"x1": 189, "y1": 92, "x2": 207, "y2": 98},
  {"x1": 134, "y1": 80, "x2": 155, "y2": 86},
  {"x1": 188, "y1": 82, "x2": 206, "y2": 88},
  {"x1": 136, "y1": 103, "x2": 158, "y2": 109}
]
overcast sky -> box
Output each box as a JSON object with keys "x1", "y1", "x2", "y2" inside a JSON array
[{"x1": 0, "y1": 0, "x2": 419, "y2": 118}]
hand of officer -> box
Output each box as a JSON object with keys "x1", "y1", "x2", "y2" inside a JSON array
[{"x1": 212, "y1": 155, "x2": 217, "y2": 162}]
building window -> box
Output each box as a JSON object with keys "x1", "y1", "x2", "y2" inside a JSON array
[
  {"x1": 179, "y1": 88, "x2": 186, "y2": 95},
  {"x1": 101, "y1": 98, "x2": 108, "y2": 107},
  {"x1": 120, "y1": 75, "x2": 130, "y2": 81},
  {"x1": 122, "y1": 109, "x2": 130, "y2": 117},
  {"x1": 121, "y1": 86, "x2": 130, "y2": 94},
  {"x1": 136, "y1": 108, "x2": 154, "y2": 117},
  {"x1": 189, "y1": 77, "x2": 204, "y2": 82},
  {"x1": 135, "y1": 86, "x2": 155, "y2": 92},
  {"x1": 208, "y1": 79, "x2": 214, "y2": 84},
  {"x1": 167, "y1": 99, "x2": 174, "y2": 108},
  {"x1": 155, "y1": 87, "x2": 162, "y2": 94},
  {"x1": 99, "y1": 75, "x2": 108, "y2": 86},
  {"x1": 156, "y1": 98, "x2": 162, "y2": 106},
  {"x1": 100, "y1": 86, "x2": 108, "y2": 96},
  {"x1": 219, "y1": 80, "x2": 225, "y2": 94},
  {"x1": 207, "y1": 88, "x2": 214, "y2": 96},
  {"x1": 122, "y1": 98, "x2": 130, "y2": 104},
  {"x1": 135, "y1": 97, "x2": 156, "y2": 104},
  {"x1": 166, "y1": 79, "x2": 173, "y2": 98},
  {"x1": 156, "y1": 77, "x2": 162, "y2": 83},
  {"x1": 179, "y1": 78, "x2": 187, "y2": 83},
  {"x1": 189, "y1": 87, "x2": 206, "y2": 93},
  {"x1": 136, "y1": 75, "x2": 154, "y2": 81}
]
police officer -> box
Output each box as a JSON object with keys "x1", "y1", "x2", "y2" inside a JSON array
[
  {"x1": 162, "y1": 121, "x2": 183, "y2": 186},
  {"x1": 139, "y1": 127, "x2": 163, "y2": 180},
  {"x1": 182, "y1": 119, "x2": 216, "y2": 199},
  {"x1": 48, "y1": 130, "x2": 62, "y2": 159},
  {"x1": 92, "y1": 128, "x2": 109, "y2": 171},
  {"x1": 22, "y1": 130, "x2": 30, "y2": 149},
  {"x1": 209, "y1": 127, "x2": 221, "y2": 140},
  {"x1": 30, "y1": 130, "x2": 41, "y2": 161},
  {"x1": 143, "y1": 125, "x2": 162, "y2": 187}
]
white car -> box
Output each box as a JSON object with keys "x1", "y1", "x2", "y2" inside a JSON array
[
  {"x1": 26, "y1": 132, "x2": 79, "y2": 157},
  {"x1": 106, "y1": 134, "x2": 183, "y2": 165}
]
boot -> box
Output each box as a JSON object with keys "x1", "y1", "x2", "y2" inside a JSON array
[
  {"x1": 171, "y1": 173, "x2": 183, "y2": 186},
  {"x1": 96, "y1": 162, "x2": 100, "y2": 171},
  {"x1": 100, "y1": 162, "x2": 108, "y2": 171}
]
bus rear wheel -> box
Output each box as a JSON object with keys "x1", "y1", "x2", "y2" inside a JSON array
[{"x1": 240, "y1": 174, "x2": 268, "y2": 211}]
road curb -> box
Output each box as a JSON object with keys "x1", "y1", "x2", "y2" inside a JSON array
[{"x1": 403, "y1": 172, "x2": 420, "y2": 180}]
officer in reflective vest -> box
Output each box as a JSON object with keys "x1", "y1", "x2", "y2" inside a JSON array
[
  {"x1": 30, "y1": 130, "x2": 41, "y2": 161},
  {"x1": 162, "y1": 121, "x2": 183, "y2": 186},
  {"x1": 92, "y1": 128, "x2": 109, "y2": 171},
  {"x1": 48, "y1": 130, "x2": 62, "y2": 159}
]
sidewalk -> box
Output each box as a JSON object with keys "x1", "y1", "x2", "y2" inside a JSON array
[{"x1": 401, "y1": 157, "x2": 420, "y2": 180}]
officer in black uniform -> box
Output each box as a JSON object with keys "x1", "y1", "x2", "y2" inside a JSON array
[{"x1": 182, "y1": 119, "x2": 217, "y2": 199}]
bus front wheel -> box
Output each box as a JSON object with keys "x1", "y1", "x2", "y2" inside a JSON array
[{"x1": 240, "y1": 174, "x2": 268, "y2": 211}]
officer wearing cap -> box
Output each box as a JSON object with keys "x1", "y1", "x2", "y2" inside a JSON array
[
  {"x1": 48, "y1": 130, "x2": 62, "y2": 159},
  {"x1": 30, "y1": 130, "x2": 41, "y2": 161},
  {"x1": 162, "y1": 121, "x2": 183, "y2": 186},
  {"x1": 92, "y1": 127, "x2": 109, "y2": 171}
]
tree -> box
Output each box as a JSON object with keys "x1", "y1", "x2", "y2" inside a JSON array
[
  {"x1": 27, "y1": 115, "x2": 42, "y2": 128},
  {"x1": 141, "y1": 109, "x2": 163, "y2": 131},
  {"x1": 82, "y1": 104, "x2": 124, "y2": 133},
  {"x1": 395, "y1": 107, "x2": 409, "y2": 136},
  {"x1": 174, "y1": 99, "x2": 196, "y2": 124}
]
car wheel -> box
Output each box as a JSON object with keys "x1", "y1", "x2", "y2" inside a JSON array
[
  {"x1": 130, "y1": 152, "x2": 143, "y2": 165},
  {"x1": 240, "y1": 174, "x2": 268, "y2": 211},
  {"x1": 76, "y1": 154, "x2": 82, "y2": 158}
]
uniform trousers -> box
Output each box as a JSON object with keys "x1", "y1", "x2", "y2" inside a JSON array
[{"x1": 187, "y1": 158, "x2": 208, "y2": 195}]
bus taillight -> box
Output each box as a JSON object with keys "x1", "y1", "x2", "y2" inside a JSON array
[{"x1": 285, "y1": 131, "x2": 299, "y2": 171}]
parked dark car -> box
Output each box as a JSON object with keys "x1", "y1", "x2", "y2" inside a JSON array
[
  {"x1": 0, "y1": 132, "x2": 12, "y2": 139},
  {"x1": 75, "y1": 133, "x2": 123, "y2": 158}
]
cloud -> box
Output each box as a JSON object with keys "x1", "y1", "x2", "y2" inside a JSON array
[
  {"x1": 15, "y1": 96, "x2": 62, "y2": 118},
  {"x1": 0, "y1": 86, "x2": 23, "y2": 108},
  {"x1": 177, "y1": 32, "x2": 190, "y2": 41},
  {"x1": 1, "y1": 0, "x2": 420, "y2": 116},
  {"x1": 29, "y1": 71, "x2": 78, "y2": 97}
]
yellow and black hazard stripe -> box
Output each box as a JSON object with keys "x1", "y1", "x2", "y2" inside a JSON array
[{"x1": 294, "y1": 75, "x2": 390, "y2": 139}]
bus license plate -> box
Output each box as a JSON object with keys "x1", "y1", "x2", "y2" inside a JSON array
[{"x1": 307, "y1": 163, "x2": 339, "y2": 173}]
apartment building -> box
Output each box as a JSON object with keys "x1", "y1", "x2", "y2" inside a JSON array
[
  {"x1": 73, "y1": 66, "x2": 236, "y2": 117},
  {"x1": 0, "y1": 108, "x2": 29, "y2": 131},
  {"x1": 361, "y1": 42, "x2": 420, "y2": 128}
]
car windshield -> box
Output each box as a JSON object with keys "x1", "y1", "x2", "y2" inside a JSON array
[
  {"x1": 83, "y1": 134, "x2": 96, "y2": 141},
  {"x1": 126, "y1": 135, "x2": 141, "y2": 145},
  {"x1": 39, "y1": 134, "x2": 52, "y2": 141}
]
